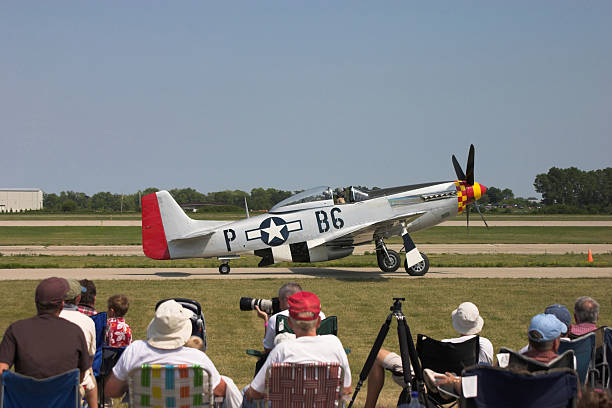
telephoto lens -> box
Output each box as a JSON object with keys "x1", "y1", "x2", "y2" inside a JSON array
[{"x1": 239, "y1": 297, "x2": 281, "y2": 315}]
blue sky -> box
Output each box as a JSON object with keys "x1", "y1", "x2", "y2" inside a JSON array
[{"x1": 1, "y1": 2, "x2": 610, "y2": 198}]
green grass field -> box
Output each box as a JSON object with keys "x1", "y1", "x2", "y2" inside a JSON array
[
  {"x1": 0, "y1": 253, "x2": 610, "y2": 269},
  {"x1": 0, "y1": 278, "x2": 609, "y2": 407},
  {"x1": 0, "y1": 226, "x2": 610, "y2": 245}
]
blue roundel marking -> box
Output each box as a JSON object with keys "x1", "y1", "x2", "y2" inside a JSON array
[{"x1": 260, "y1": 217, "x2": 289, "y2": 246}]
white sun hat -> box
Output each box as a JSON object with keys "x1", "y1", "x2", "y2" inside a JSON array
[
  {"x1": 451, "y1": 302, "x2": 484, "y2": 336},
  {"x1": 147, "y1": 300, "x2": 193, "y2": 349}
]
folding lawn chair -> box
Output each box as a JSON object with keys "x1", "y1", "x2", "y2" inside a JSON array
[
  {"x1": 127, "y1": 364, "x2": 221, "y2": 408},
  {"x1": 416, "y1": 334, "x2": 479, "y2": 407},
  {"x1": 597, "y1": 327, "x2": 611, "y2": 389},
  {"x1": 0, "y1": 369, "x2": 80, "y2": 408},
  {"x1": 460, "y1": 365, "x2": 578, "y2": 408},
  {"x1": 558, "y1": 332, "x2": 596, "y2": 385},
  {"x1": 261, "y1": 362, "x2": 345, "y2": 408},
  {"x1": 498, "y1": 347, "x2": 575, "y2": 372}
]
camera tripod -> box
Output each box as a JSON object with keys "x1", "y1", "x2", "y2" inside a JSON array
[{"x1": 347, "y1": 298, "x2": 430, "y2": 408}]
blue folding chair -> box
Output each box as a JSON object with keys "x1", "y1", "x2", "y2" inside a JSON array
[
  {"x1": 461, "y1": 365, "x2": 578, "y2": 408},
  {"x1": 558, "y1": 332, "x2": 596, "y2": 385},
  {"x1": 601, "y1": 327, "x2": 611, "y2": 388},
  {"x1": 0, "y1": 369, "x2": 80, "y2": 408},
  {"x1": 91, "y1": 311, "x2": 108, "y2": 377}
]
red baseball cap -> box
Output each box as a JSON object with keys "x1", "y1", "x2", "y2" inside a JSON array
[{"x1": 288, "y1": 291, "x2": 321, "y2": 321}]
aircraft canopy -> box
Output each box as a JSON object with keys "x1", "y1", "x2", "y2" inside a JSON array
[{"x1": 269, "y1": 186, "x2": 334, "y2": 213}]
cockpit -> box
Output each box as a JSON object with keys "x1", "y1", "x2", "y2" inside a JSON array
[
  {"x1": 269, "y1": 186, "x2": 335, "y2": 213},
  {"x1": 269, "y1": 185, "x2": 372, "y2": 213},
  {"x1": 348, "y1": 186, "x2": 369, "y2": 202}
]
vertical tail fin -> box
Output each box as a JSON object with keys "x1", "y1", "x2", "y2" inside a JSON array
[
  {"x1": 141, "y1": 192, "x2": 170, "y2": 260},
  {"x1": 141, "y1": 191, "x2": 196, "y2": 259}
]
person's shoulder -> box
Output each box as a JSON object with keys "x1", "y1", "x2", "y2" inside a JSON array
[
  {"x1": 306, "y1": 334, "x2": 343, "y2": 348},
  {"x1": 272, "y1": 310, "x2": 290, "y2": 319},
  {"x1": 127, "y1": 339, "x2": 147, "y2": 349},
  {"x1": 179, "y1": 346, "x2": 215, "y2": 365},
  {"x1": 62, "y1": 309, "x2": 96, "y2": 328},
  {"x1": 121, "y1": 340, "x2": 147, "y2": 355},
  {"x1": 321, "y1": 334, "x2": 343, "y2": 345},
  {"x1": 479, "y1": 336, "x2": 494, "y2": 346},
  {"x1": 3, "y1": 316, "x2": 37, "y2": 334},
  {"x1": 269, "y1": 310, "x2": 290, "y2": 327}
]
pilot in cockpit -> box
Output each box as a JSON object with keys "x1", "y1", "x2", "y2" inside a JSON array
[{"x1": 334, "y1": 188, "x2": 346, "y2": 205}]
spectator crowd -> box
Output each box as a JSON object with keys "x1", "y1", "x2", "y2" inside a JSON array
[{"x1": 0, "y1": 278, "x2": 609, "y2": 407}]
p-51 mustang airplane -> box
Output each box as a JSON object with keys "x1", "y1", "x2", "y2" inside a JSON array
[{"x1": 142, "y1": 145, "x2": 487, "y2": 276}]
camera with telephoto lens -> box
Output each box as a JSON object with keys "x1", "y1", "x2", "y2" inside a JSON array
[{"x1": 239, "y1": 297, "x2": 281, "y2": 315}]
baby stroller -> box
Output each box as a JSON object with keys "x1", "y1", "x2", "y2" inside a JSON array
[{"x1": 156, "y1": 298, "x2": 207, "y2": 351}]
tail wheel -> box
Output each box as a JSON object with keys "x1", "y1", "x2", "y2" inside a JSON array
[
  {"x1": 405, "y1": 252, "x2": 429, "y2": 276},
  {"x1": 219, "y1": 263, "x2": 231, "y2": 275},
  {"x1": 377, "y1": 249, "x2": 401, "y2": 272}
]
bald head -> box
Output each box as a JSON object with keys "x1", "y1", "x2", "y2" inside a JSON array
[{"x1": 574, "y1": 296, "x2": 599, "y2": 324}]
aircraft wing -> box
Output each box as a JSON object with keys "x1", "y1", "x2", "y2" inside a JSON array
[{"x1": 321, "y1": 212, "x2": 425, "y2": 248}]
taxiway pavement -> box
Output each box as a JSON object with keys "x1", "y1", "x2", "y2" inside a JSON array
[
  {"x1": 0, "y1": 267, "x2": 610, "y2": 280},
  {"x1": 1, "y1": 243, "x2": 610, "y2": 256}
]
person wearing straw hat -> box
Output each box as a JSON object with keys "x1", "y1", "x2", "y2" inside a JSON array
[{"x1": 105, "y1": 299, "x2": 242, "y2": 407}]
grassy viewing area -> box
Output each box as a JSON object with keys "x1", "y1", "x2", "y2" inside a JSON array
[
  {"x1": 0, "y1": 226, "x2": 611, "y2": 246},
  {"x1": 0, "y1": 278, "x2": 609, "y2": 407},
  {"x1": 0, "y1": 253, "x2": 610, "y2": 269}
]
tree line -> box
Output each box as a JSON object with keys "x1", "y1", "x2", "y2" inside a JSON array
[
  {"x1": 39, "y1": 166, "x2": 611, "y2": 214},
  {"x1": 42, "y1": 187, "x2": 296, "y2": 213},
  {"x1": 534, "y1": 167, "x2": 612, "y2": 214}
]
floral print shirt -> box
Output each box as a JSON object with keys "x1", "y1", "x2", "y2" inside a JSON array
[{"x1": 105, "y1": 317, "x2": 132, "y2": 347}]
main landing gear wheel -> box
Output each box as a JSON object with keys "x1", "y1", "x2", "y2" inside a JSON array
[
  {"x1": 377, "y1": 249, "x2": 401, "y2": 273},
  {"x1": 218, "y1": 263, "x2": 230, "y2": 275},
  {"x1": 405, "y1": 252, "x2": 429, "y2": 276}
]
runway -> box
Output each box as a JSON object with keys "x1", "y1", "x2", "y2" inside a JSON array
[
  {"x1": 0, "y1": 267, "x2": 610, "y2": 280},
  {"x1": 1, "y1": 243, "x2": 610, "y2": 256}
]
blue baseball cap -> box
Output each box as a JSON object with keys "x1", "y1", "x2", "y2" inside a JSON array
[
  {"x1": 528, "y1": 313, "x2": 567, "y2": 342},
  {"x1": 544, "y1": 304, "x2": 571, "y2": 330}
]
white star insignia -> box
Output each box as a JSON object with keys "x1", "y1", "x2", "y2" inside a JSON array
[{"x1": 263, "y1": 218, "x2": 286, "y2": 242}]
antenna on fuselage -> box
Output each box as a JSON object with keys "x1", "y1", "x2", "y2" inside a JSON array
[{"x1": 244, "y1": 197, "x2": 250, "y2": 218}]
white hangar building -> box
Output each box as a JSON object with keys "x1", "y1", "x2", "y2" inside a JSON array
[{"x1": 0, "y1": 189, "x2": 43, "y2": 212}]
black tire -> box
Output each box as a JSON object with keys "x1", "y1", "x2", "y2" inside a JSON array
[
  {"x1": 218, "y1": 263, "x2": 230, "y2": 275},
  {"x1": 405, "y1": 252, "x2": 429, "y2": 276},
  {"x1": 377, "y1": 249, "x2": 401, "y2": 272}
]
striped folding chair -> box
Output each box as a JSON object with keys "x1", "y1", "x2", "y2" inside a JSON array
[
  {"x1": 264, "y1": 362, "x2": 345, "y2": 408},
  {"x1": 127, "y1": 364, "x2": 220, "y2": 408}
]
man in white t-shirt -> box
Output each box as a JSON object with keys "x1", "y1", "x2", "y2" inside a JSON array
[
  {"x1": 105, "y1": 300, "x2": 242, "y2": 408},
  {"x1": 244, "y1": 291, "x2": 351, "y2": 405},
  {"x1": 59, "y1": 279, "x2": 98, "y2": 408},
  {"x1": 363, "y1": 302, "x2": 493, "y2": 408}
]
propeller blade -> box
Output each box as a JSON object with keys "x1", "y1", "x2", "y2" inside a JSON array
[
  {"x1": 474, "y1": 203, "x2": 489, "y2": 229},
  {"x1": 465, "y1": 144, "x2": 475, "y2": 186},
  {"x1": 452, "y1": 154, "x2": 466, "y2": 180},
  {"x1": 466, "y1": 206, "x2": 470, "y2": 230}
]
